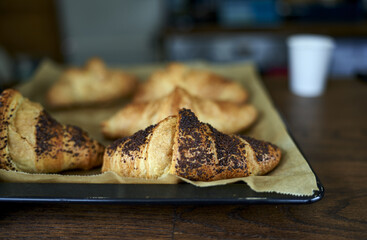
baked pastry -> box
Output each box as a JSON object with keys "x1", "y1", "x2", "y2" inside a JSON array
[
  {"x1": 102, "y1": 109, "x2": 280, "y2": 181},
  {"x1": 102, "y1": 87, "x2": 257, "y2": 139},
  {"x1": 133, "y1": 63, "x2": 248, "y2": 103},
  {"x1": 0, "y1": 89, "x2": 104, "y2": 173},
  {"x1": 46, "y1": 58, "x2": 138, "y2": 108}
]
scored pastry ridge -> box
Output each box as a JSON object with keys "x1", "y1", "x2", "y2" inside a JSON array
[{"x1": 172, "y1": 109, "x2": 250, "y2": 181}]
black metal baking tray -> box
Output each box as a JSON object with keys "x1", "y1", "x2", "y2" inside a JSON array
[
  {"x1": 0, "y1": 132, "x2": 324, "y2": 204},
  {"x1": 0, "y1": 107, "x2": 324, "y2": 204},
  {"x1": 0, "y1": 180, "x2": 323, "y2": 204},
  {"x1": 0, "y1": 153, "x2": 324, "y2": 204},
  {"x1": 0, "y1": 62, "x2": 325, "y2": 204},
  {"x1": 0, "y1": 108, "x2": 325, "y2": 204}
]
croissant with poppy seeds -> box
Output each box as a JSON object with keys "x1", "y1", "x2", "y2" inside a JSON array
[
  {"x1": 102, "y1": 109, "x2": 280, "y2": 181},
  {"x1": 0, "y1": 89, "x2": 104, "y2": 173}
]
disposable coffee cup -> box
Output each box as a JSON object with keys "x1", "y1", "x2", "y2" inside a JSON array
[{"x1": 287, "y1": 35, "x2": 335, "y2": 97}]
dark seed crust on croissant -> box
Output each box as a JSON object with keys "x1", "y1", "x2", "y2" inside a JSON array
[
  {"x1": 170, "y1": 109, "x2": 280, "y2": 181},
  {"x1": 102, "y1": 108, "x2": 281, "y2": 181},
  {"x1": 0, "y1": 89, "x2": 105, "y2": 173}
]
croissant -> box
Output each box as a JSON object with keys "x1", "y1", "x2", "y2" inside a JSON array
[
  {"x1": 102, "y1": 109, "x2": 280, "y2": 181},
  {"x1": 46, "y1": 57, "x2": 138, "y2": 108},
  {"x1": 0, "y1": 89, "x2": 105, "y2": 173},
  {"x1": 133, "y1": 63, "x2": 248, "y2": 103},
  {"x1": 102, "y1": 87, "x2": 257, "y2": 139}
]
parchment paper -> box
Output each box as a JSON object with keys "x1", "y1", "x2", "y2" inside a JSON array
[{"x1": 0, "y1": 59, "x2": 319, "y2": 196}]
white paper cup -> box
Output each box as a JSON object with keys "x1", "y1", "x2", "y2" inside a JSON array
[{"x1": 287, "y1": 35, "x2": 335, "y2": 97}]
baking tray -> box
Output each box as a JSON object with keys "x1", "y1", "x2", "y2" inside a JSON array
[
  {"x1": 0, "y1": 62, "x2": 324, "y2": 204},
  {"x1": 0, "y1": 178, "x2": 324, "y2": 204},
  {"x1": 0, "y1": 126, "x2": 324, "y2": 204},
  {"x1": 0, "y1": 133, "x2": 324, "y2": 204}
]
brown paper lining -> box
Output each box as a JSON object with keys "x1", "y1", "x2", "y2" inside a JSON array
[{"x1": 0, "y1": 60, "x2": 318, "y2": 196}]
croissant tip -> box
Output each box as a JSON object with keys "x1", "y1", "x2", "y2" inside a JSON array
[{"x1": 239, "y1": 135, "x2": 281, "y2": 175}]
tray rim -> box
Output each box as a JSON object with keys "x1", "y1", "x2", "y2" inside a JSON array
[
  {"x1": 0, "y1": 182, "x2": 324, "y2": 205},
  {"x1": 0, "y1": 133, "x2": 324, "y2": 204},
  {"x1": 0, "y1": 180, "x2": 324, "y2": 204},
  {"x1": 0, "y1": 132, "x2": 324, "y2": 205}
]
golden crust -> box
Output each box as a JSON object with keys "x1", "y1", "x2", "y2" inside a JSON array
[
  {"x1": 46, "y1": 58, "x2": 138, "y2": 108},
  {"x1": 102, "y1": 87, "x2": 257, "y2": 139},
  {"x1": 102, "y1": 109, "x2": 281, "y2": 181},
  {"x1": 0, "y1": 89, "x2": 104, "y2": 173},
  {"x1": 133, "y1": 63, "x2": 248, "y2": 103},
  {"x1": 102, "y1": 116, "x2": 177, "y2": 179}
]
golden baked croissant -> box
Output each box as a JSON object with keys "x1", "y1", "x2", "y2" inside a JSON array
[
  {"x1": 133, "y1": 63, "x2": 248, "y2": 103},
  {"x1": 102, "y1": 109, "x2": 280, "y2": 181},
  {"x1": 0, "y1": 89, "x2": 104, "y2": 173},
  {"x1": 46, "y1": 57, "x2": 138, "y2": 108},
  {"x1": 102, "y1": 87, "x2": 257, "y2": 139}
]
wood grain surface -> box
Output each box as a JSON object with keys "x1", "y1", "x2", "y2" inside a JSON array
[{"x1": 0, "y1": 78, "x2": 366, "y2": 240}]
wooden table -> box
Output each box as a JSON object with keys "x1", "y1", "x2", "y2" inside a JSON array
[{"x1": 0, "y1": 78, "x2": 366, "y2": 239}]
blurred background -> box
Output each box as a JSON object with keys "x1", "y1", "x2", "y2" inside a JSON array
[{"x1": 0, "y1": 0, "x2": 366, "y2": 87}]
